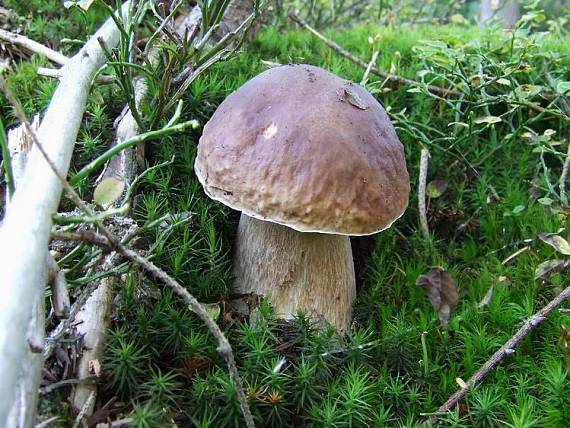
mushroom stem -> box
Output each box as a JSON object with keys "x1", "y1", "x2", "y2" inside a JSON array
[{"x1": 233, "y1": 213, "x2": 356, "y2": 331}]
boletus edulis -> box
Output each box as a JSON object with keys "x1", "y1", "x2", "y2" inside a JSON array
[{"x1": 195, "y1": 64, "x2": 410, "y2": 331}]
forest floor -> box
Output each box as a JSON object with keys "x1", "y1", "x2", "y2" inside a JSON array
[{"x1": 1, "y1": 2, "x2": 570, "y2": 427}]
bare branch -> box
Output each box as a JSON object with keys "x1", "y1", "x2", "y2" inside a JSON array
[
  {"x1": 289, "y1": 13, "x2": 460, "y2": 98},
  {"x1": 0, "y1": 5, "x2": 127, "y2": 423},
  {"x1": 0, "y1": 29, "x2": 69, "y2": 65},
  {"x1": 52, "y1": 229, "x2": 256, "y2": 428},
  {"x1": 418, "y1": 148, "x2": 430, "y2": 240},
  {"x1": 433, "y1": 282, "x2": 570, "y2": 418}
]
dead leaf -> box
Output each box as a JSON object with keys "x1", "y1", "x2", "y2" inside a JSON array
[
  {"x1": 340, "y1": 87, "x2": 368, "y2": 110},
  {"x1": 477, "y1": 285, "x2": 494, "y2": 308},
  {"x1": 539, "y1": 232, "x2": 570, "y2": 255},
  {"x1": 534, "y1": 259, "x2": 569, "y2": 281},
  {"x1": 426, "y1": 179, "x2": 448, "y2": 198},
  {"x1": 416, "y1": 268, "x2": 459, "y2": 327},
  {"x1": 528, "y1": 185, "x2": 542, "y2": 199},
  {"x1": 190, "y1": 302, "x2": 220, "y2": 321}
]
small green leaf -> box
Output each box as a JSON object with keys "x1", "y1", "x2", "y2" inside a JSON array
[
  {"x1": 539, "y1": 233, "x2": 570, "y2": 255},
  {"x1": 537, "y1": 197, "x2": 553, "y2": 206},
  {"x1": 426, "y1": 179, "x2": 448, "y2": 198},
  {"x1": 557, "y1": 81, "x2": 570, "y2": 95},
  {"x1": 512, "y1": 205, "x2": 525, "y2": 215},
  {"x1": 407, "y1": 87, "x2": 422, "y2": 93},
  {"x1": 190, "y1": 303, "x2": 221, "y2": 321},
  {"x1": 94, "y1": 177, "x2": 125, "y2": 207},
  {"x1": 497, "y1": 78, "x2": 511, "y2": 86}
]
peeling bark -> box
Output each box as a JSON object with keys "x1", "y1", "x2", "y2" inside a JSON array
[{"x1": 71, "y1": 278, "x2": 114, "y2": 414}]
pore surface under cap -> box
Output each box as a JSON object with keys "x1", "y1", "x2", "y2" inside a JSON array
[{"x1": 195, "y1": 64, "x2": 410, "y2": 235}]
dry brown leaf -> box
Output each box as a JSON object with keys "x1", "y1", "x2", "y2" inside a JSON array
[
  {"x1": 534, "y1": 259, "x2": 569, "y2": 281},
  {"x1": 416, "y1": 267, "x2": 459, "y2": 327},
  {"x1": 340, "y1": 87, "x2": 369, "y2": 110}
]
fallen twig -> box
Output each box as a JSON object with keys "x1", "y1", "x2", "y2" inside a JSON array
[
  {"x1": 418, "y1": 148, "x2": 430, "y2": 239},
  {"x1": 433, "y1": 282, "x2": 570, "y2": 419},
  {"x1": 72, "y1": 391, "x2": 95, "y2": 428},
  {"x1": 37, "y1": 67, "x2": 115, "y2": 84},
  {"x1": 52, "y1": 228, "x2": 256, "y2": 427},
  {"x1": 500, "y1": 246, "x2": 530, "y2": 265},
  {"x1": 0, "y1": 29, "x2": 68, "y2": 65},
  {"x1": 4, "y1": 117, "x2": 46, "y2": 427},
  {"x1": 41, "y1": 377, "x2": 97, "y2": 395},
  {"x1": 0, "y1": 5, "x2": 127, "y2": 423},
  {"x1": 289, "y1": 13, "x2": 460, "y2": 97},
  {"x1": 2, "y1": 83, "x2": 255, "y2": 428}
]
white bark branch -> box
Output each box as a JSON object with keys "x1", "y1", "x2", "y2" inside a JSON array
[
  {"x1": 0, "y1": 29, "x2": 69, "y2": 66},
  {"x1": 418, "y1": 148, "x2": 430, "y2": 240},
  {"x1": 72, "y1": 6, "x2": 200, "y2": 414},
  {"x1": 71, "y1": 278, "x2": 114, "y2": 414},
  {"x1": 4, "y1": 118, "x2": 47, "y2": 428},
  {"x1": 0, "y1": 4, "x2": 127, "y2": 424}
]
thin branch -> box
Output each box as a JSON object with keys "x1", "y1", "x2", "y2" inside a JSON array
[
  {"x1": 37, "y1": 67, "x2": 115, "y2": 84},
  {"x1": 52, "y1": 229, "x2": 256, "y2": 428},
  {"x1": 41, "y1": 378, "x2": 97, "y2": 395},
  {"x1": 418, "y1": 148, "x2": 430, "y2": 240},
  {"x1": 70, "y1": 117, "x2": 199, "y2": 185},
  {"x1": 288, "y1": 13, "x2": 460, "y2": 98},
  {"x1": 0, "y1": 6, "x2": 127, "y2": 423},
  {"x1": 433, "y1": 282, "x2": 570, "y2": 418},
  {"x1": 0, "y1": 29, "x2": 69, "y2": 65}
]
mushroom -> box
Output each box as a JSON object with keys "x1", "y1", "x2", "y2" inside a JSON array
[{"x1": 195, "y1": 64, "x2": 409, "y2": 331}]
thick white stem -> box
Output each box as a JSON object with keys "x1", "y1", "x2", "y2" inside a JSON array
[
  {"x1": 4, "y1": 117, "x2": 47, "y2": 427},
  {"x1": 233, "y1": 214, "x2": 356, "y2": 331},
  {"x1": 0, "y1": 5, "x2": 126, "y2": 424}
]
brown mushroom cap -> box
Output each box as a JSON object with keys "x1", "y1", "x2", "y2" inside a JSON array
[{"x1": 195, "y1": 64, "x2": 410, "y2": 236}]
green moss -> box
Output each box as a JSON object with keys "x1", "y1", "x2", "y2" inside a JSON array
[{"x1": 2, "y1": 6, "x2": 569, "y2": 426}]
